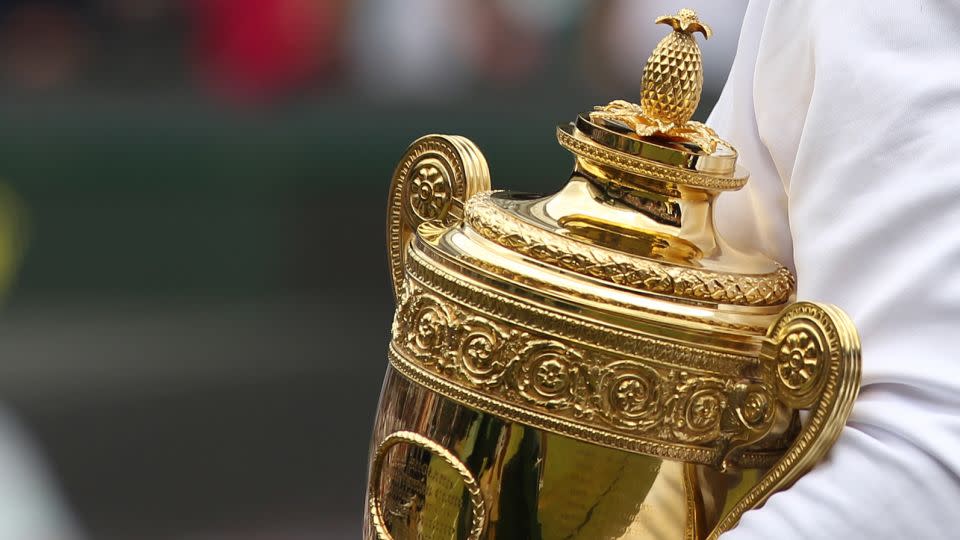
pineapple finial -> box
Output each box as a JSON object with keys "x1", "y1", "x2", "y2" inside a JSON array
[
  {"x1": 642, "y1": 8, "x2": 711, "y2": 128},
  {"x1": 590, "y1": 8, "x2": 725, "y2": 154}
]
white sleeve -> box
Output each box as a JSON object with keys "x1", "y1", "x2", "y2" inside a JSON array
[
  {"x1": 710, "y1": 1, "x2": 960, "y2": 538},
  {"x1": 0, "y1": 408, "x2": 80, "y2": 540}
]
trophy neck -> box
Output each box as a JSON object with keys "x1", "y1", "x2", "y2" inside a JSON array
[{"x1": 548, "y1": 157, "x2": 720, "y2": 268}]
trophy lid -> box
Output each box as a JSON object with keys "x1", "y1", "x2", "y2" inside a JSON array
[
  {"x1": 402, "y1": 8, "x2": 793, "y2": 333},
  {"x1": 386, "y1": 9, "x2": 798, "y2": 468}
]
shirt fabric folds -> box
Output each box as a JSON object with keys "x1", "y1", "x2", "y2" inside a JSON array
[{"x1": 710, "y1": 1, "x2": 960, "y2": 538}]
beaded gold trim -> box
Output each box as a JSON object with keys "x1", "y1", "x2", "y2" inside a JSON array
[
  {"x1": 557, "y1": 126, "x2": 747, "y2": 191},
  {"x1": 465, "y1": 192, "x2": 794, "y2": 307}
]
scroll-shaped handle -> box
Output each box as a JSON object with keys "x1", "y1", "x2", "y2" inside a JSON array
[
  {"x1": 387, "y1": 135, "x2": 491, "y2": 302},
  {"x1": 708, "y1": 302, "x2": 862, "y2": 539}
]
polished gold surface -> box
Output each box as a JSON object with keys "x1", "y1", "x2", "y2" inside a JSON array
[
  {"x1": 390, "y1": 253, "x2": 791, "y2": 469},
  {"x1": 365, "y1": 368, "x2": 765, "y2": 540},
  {"x1": 388, "y1": 134, "x2": 491, "y2": 302},
  {"x1": 369, "y1": 427, "x2": 486, "y2": 540},
  {"x1": 644, "y1": 8, "x2": 711, "y2": 126},
  {"x1": 706, "y1": 303, "x2": 862, "y2": 538},
  {"x1": 463, "y1": 192, "x2": 793, "y2": 307},
  {"x1": 558, "y1": 120, "x2": 747, "y2": 191},
  {"x1": 590, "y1": 9, "x2": 726, "y2": 153},
  {"x1": 366, "y1": 8, "x2": 862, "y2": 539}
]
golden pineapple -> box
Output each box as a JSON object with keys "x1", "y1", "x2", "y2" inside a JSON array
[
  {"x1": 590, "y1": 8, "x2": 724, "y2": 153},
  {"x1": 641, "y1": 8, "x2": 711, "y2": 126}
]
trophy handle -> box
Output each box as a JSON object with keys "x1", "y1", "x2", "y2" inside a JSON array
[
  {"x1": 708, "y1": 302, "x2": 862, "y2": 539},
  {"x1": 387, "y1": 135, "x2": 491, "y2": 302}
]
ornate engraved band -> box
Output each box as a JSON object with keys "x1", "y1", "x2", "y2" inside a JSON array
[
  {"x1": 557, "y1": 125, "x2": 747, "y2": 191},
  {"x1": 407, "y1": 246, "x2": 753, "y2": 375},
  {"x1": 465, "y1": 191, "x2": 795, "y2": 307},
  {"x1": 391, "y1": 264, "x2": 790, "y2": 468}
]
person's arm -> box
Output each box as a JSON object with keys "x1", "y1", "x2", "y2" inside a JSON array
[{"x1": 710, "y1": 1, "x2": 960, "y2": 537}]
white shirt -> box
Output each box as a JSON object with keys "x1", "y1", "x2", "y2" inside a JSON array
[{"x1": 710, "y1": 1, "x2": 960, "y2": 538}]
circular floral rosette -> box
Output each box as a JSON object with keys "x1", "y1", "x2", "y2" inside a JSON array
[
  {"x1": 776, "y1": 327, "x2": 824, "y2": 398},
  {"x1": 686, "y1": 388, "x2": 725, "y2": 434},
  {"x1": 407, "y1": 158, "x2": 452, "y2": 222},
  {"x1": 598, "y1": 361, "x2": 662, "y2": 432},
  {"x1": 513, "y1": 340, "x2": 581, "y2": 409},
  {"x1": 455, "y1": 317, "x2": 513, "y2": 387},
  {"x1": 667, "y1": 376, "x2": 732, "y2": 443},
  {"x1": 400, "y1": 292, "x2": 457, "y2": 368},
  {"x1": 735, "y1": 386, "x2": 776, "y2": 432}
]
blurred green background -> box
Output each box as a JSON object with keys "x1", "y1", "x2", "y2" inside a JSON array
[{"x1": 0, "y1": 1, "x2": 746, "y2": 538}]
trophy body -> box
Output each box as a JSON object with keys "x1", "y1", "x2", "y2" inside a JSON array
[
  {"x1": 365, "y1": 10, "x2": 861, "y2": 540},
  {"x1": 367, "y1": 368, "x2": 765, "y2": 539}
]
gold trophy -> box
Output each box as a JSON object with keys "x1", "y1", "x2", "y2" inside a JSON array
[{"x1": 365, "y1": 9, "x2": 862, "y2": 539}]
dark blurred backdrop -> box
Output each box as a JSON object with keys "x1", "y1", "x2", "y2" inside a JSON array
[{"x1": 0, "y1": 1, "x2": 747, "y2": 538}]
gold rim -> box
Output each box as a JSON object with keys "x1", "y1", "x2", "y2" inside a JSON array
[
  {"x1": 465, "y1": 191, "x2": 795, "y2": 307},
  {"x1": 575, "y1": 114, "x2": 738, "y2": 175},
  {"x1": 558, "y1": 125, "x2": 749, "y2": 191}
]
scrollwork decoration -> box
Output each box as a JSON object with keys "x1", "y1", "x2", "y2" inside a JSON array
[
  {"x1": 514, "y1": 341, "x2": 582, "y2": 408},
  {"x1": 457, "y1": 317, "x2": 513, "y2": 386},
  {"x1": 392, "y1": 281, "x2": 792, "y2": 466},
  {"x1": 600, "y1": 361, "x2": 662, "y2": 431}
]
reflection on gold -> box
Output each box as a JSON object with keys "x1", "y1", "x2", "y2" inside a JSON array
[
  {"x1": 367, "y1": 8, "x2": 862, "y2": 539},
  {"x1": 370, "y1": 430, "x2": 484, "y2": 540},
  {"x1": 0, "y1": 183, "x2": 26, "y2": 300},
  {"x1": 559, "y1": 214, "x2": 703, "y2": 265},
  {"x1": 366, "y1": 369, "x2": 765, "y2": 540}
]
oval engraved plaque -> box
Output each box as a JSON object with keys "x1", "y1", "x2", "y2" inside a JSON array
[{"x1": 369, "y1": 431, "x2": 485, "y2": 540}]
